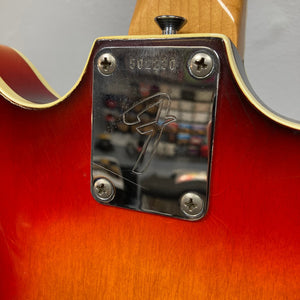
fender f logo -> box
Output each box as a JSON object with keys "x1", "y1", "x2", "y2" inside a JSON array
[{"x1": 123, "y1": 93, "x2": 176, "y2": 174}]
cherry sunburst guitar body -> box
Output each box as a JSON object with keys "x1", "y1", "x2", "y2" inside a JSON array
[{"x1": 0, "y1": 1, "x2": 299, "y2": 299}]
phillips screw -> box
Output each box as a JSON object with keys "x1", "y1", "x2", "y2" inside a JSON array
[
  {"x1": 97, "y1": 53, "x2": 116, "y2": 75},
  {"x1": 93, "y1": 178, "x2": 115, "y2": 203},
  {"x1": 180, "y1": 192, "x2": 204, "y2": 218}
]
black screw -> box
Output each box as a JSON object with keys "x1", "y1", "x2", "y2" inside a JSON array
[{"x1": 155, "y1": 15, "x2": 187, "y2": 35}]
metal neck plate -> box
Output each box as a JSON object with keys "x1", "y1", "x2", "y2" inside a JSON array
[{"x1": 91, "y1": 44, "x2": 219, "y2": 220}]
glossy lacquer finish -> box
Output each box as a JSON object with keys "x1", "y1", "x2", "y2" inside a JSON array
[{"x1": 0, "y1": 39, "x2": 299, "y2": 299}]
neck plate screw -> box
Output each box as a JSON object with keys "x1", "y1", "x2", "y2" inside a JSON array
[
  {"x1": 188, "y1": 52, "x2": 214, "y2": 79},
  {"x1": 97, "y1": 53, "x2": 116, "y2": 75},
  {"x1": 180, "y1": 192, "x2": 204, "y2": 218},
  {"x1": 93, "y1": 178, "x2": 115, "y2": 202}
]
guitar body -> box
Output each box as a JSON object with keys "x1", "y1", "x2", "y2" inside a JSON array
[
  {"x1": 1, "y1": 36, "x2": 299, "y2": 299},
  {"x1": 0, "y1": 1, "x2": 299, "y2": 299}
]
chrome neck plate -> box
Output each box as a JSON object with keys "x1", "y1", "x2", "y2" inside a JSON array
[{"x1": 91, "y1": 43, "x2": 220, "y2": 220}]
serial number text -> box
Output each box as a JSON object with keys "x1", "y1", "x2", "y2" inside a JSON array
[{"x1": 129, "y1": 57, "x2": 177, "y2": 72}]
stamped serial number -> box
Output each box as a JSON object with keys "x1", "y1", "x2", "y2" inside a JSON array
[{"x1": 129, "y1": 57, "x2": 177, "y2": 72}]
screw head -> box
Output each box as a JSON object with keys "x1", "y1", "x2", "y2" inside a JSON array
[
  {"x1": 97, "y1": 53, "x2": 116, "y2": 75},
  {"x1": 155, "y1": 15, "x2": 187, "y2": 35},
  {"x1": 93, "y1": 178, "x2": 115, "y2": 202},
  {"x1": 188, "y1": 52, "x2": 213, "y2": 79},
  {"x1": 180, "y1": 192, "x2": 204, "y2": 217}
]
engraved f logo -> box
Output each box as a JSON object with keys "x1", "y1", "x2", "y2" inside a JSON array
[{"x1": 123, "y1": 93, "x2": 176, "y2": 174}]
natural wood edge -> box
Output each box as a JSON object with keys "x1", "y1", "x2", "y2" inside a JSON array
[{"x1": 128, "y1": 0, "x2": 246, "y2": 56}]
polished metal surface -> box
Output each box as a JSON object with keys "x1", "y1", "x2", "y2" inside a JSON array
[
  {"x1": 155, "y1": 15, "x2": 187, "y2": 35},
  {"x1": 91, "y1": 45, "x2": 219, "y2": 220},
  {"x1": 97, "y1": 53, "x2": 116, "y2": 75},
  {"x1": 180, "y1": 192, "x2": 204, "y2": 217},
  {"x1": 188, "y1": 52, "x2": 213, "y2": 79},
  {"x1": 93, "y1": 177, "x2": 115, "y2": 202}
]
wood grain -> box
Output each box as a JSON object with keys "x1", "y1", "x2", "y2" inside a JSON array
[{"x1": 129, "y1": 0, "x2": 246, "y2": 54}]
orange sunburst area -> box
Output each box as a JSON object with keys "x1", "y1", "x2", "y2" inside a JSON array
[{"x1": 8, "y1": 201, "x2": 299, "y2": 299}]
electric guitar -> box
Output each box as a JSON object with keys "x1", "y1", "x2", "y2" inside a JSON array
[{"x1": 0, "y1": 0, "x2": 299, "y2": 299}]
